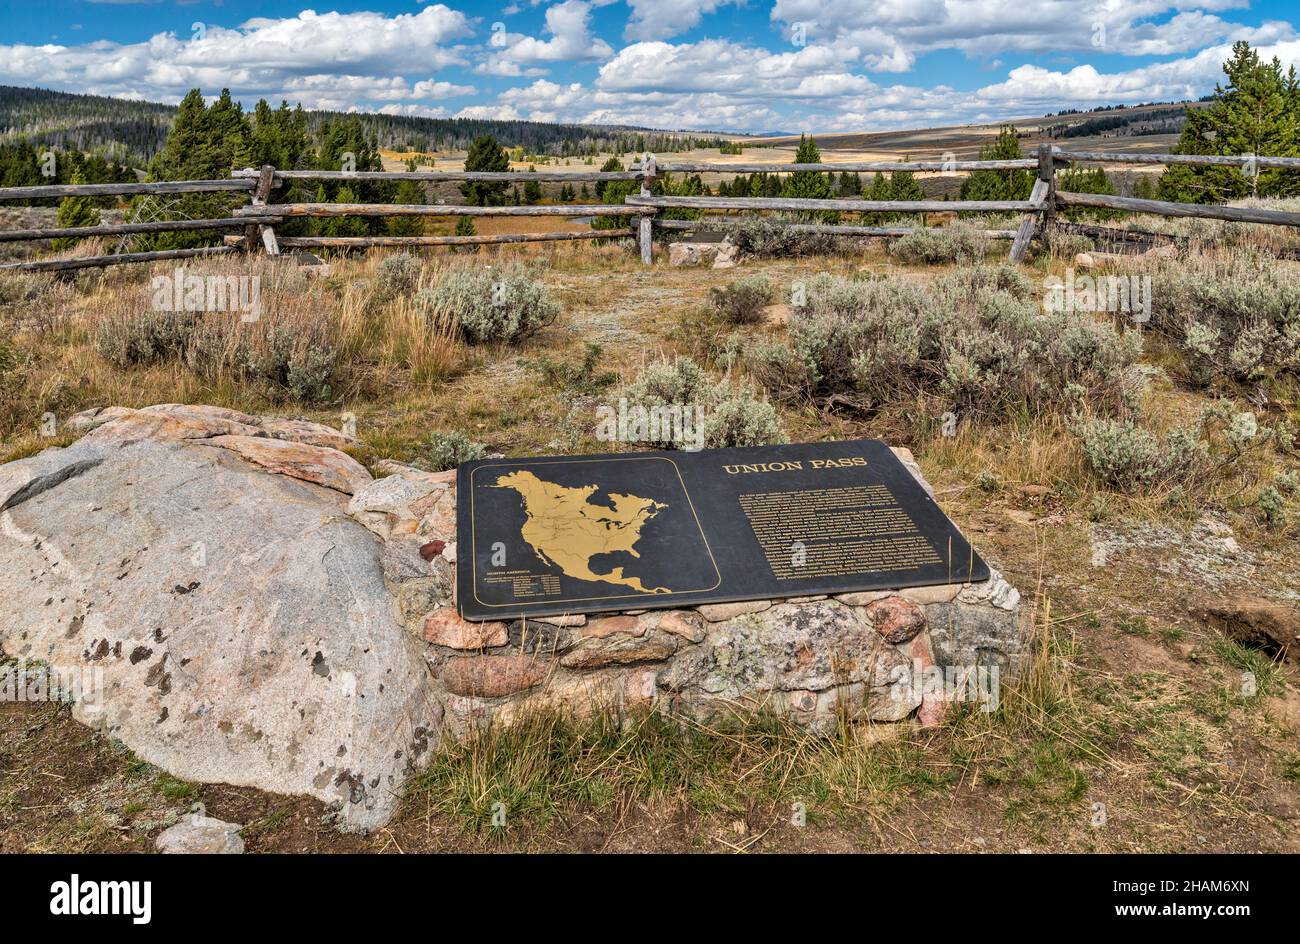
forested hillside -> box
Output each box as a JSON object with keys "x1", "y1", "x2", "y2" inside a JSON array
[
  {"x1": 0, "y1": 86, "x2": 173, "y2": 163},
  {"x1": 0, "y1": 85, "x2": 731, "y2": 165}
]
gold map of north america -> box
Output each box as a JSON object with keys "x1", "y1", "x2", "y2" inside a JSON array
[{"x1": 492, "y1": 470, "x2": 670, "y2": 593}]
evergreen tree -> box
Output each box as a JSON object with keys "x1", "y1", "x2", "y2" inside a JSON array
[
  {"x1": 52, "y1": 170, "x2": 100, "y2": 250},
  {"x1": 209, "y1": 89, "x2": 252, "y2": 171},
  {"x1": 890, "y1": 169, "x2": 924, "y2": 201},
  {"x1": 863, "y1": 171, "x2": 902, "y2": 223},
  {"x1": 455, "y1": 214, "x2": 476, "y2": 236},
  {"x1": 136, "y1": 88, "x2": 253, "y2": 249},
  {"x1": 1059, "y1": 165, "x2": 1119, "y2": 219},
  {"x1": 595, "y1": 157, "x2": 623, "y2": 198},
  {"x1": 523, "y1": 178, "x2": 543, "y2": 204},
  {"x1": 781, "y1": 133, "x2": 833, "y2": 200},
  {"x1": 960, "y1": 126, "x2": 1033, "y2": 202},
  {"x1": 322, "y1": 185, "x2": 368, "y2": 237},
  {"x1": 460, "y1": 134, "x2": 510, "y2": 206},
  {"x1": 388, "y1": 179, "x2": 425, "y2": 236},
  {"x1": 1157, "y1": 41, "x2": 1300, "y2": 202}
]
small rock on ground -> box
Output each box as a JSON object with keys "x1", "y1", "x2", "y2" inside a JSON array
[{"x1": 156, "y1": 813, "x2": 245, "y2": 854}]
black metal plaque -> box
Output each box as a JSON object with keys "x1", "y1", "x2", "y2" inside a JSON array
[{"x1": 456, "y1": 439, "x2": 989, "y2": 621}]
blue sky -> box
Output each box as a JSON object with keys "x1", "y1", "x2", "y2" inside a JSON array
[{"x1": 2, "y1": 1, "x2": 1298, "y2": 132}]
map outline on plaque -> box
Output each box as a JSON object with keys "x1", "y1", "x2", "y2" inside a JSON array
[
  {"x1": 466, "y1": 456, "x2": 722, "y2": 613},
  {"x1": 456, "y1": 440, "x2": 991, "y2": 621}
]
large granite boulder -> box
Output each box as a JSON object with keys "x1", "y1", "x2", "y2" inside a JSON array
[{"x1": 0, "y1": 406, "x2": 439, "y2": 831}]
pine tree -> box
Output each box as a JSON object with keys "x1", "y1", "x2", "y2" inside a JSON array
[
  {"x1": 148, "y1": 89, "x2": 219, "y2": 181},
  {"x1": 323, "y1": 186, "x2": 368, "y2": 237},
  {"x1": 960, "y1": 126, "x2": 1033, "y2": 202},
  {"x1": 136, "y1": 88, "x2": 254, "y2": 249},
  {"x1": 595, "y1": 157, "x2": 623, "y2": 199},
  {"x1": 52, "y1": 170, "x2": 100, "y2": 250},
  {"x1": 864, "y1": 171, "x2": 894, "y2": 223},
  {"x1": 890, "y1": 169, "x2": 924, "y2": 201},
  {"x1": 460, "y1": 134, "x2": 510, "y2": 206},
  {"x1": 455, "y1": 215, "x2": 476, "y2": 236},
  {"x1": 1059, "y1": 165, "x2": 1119, "y2": 219},
  {"x1": 781, "y1": 134, "x2": 832, "y2": 199},
  {"x1": 388, "y1": 179, "x2": 425, "y2": 236},
  {"x1": 1157, "y1": 41, "x2": 1300, "y2": 202}
]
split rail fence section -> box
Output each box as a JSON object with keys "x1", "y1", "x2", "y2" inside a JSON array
[{"x1": 2, "y1": 147, "x2": 1299, "y2": 272}]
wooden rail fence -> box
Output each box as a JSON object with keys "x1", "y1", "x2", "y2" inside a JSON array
[{"x1": 1, "y1": 148, "x2": 1298, "y2": 271}]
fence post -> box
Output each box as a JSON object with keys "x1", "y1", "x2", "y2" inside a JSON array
[
  {"x1": 245, "y1": 165, "x2": 279, "y2": 256},
  {"x1": 1008, "y1": 145, "x2": 1055, "y2": 262},
  {"x1": 1038, "y1": 144, "x2": 1057, "y2": 250},
  {"x1": 638, "y1": 154, "x2": 656, "y2": 265}
]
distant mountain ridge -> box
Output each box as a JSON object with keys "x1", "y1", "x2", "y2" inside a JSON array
[{"x1": 0, "y1": 85, "x2": 738, "y2": 166}]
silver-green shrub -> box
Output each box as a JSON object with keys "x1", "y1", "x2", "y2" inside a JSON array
[
  {"x1": 185, "y1": 321, "x2": 338, "y2": 404},
  {"x1": 724, "y1": 215, "x2": 846, "y2": 257},
  {"x1": 95, "y1": 308, "x2": 200, "y2": 367},
  {"x1": 420, "y1": 262, "x2": 559, "y2": 344},
  {"x1": 1149, "y1": 254, "x2": 1300, "y2": 386},
  {"x1": 427, "y1": 431, "x2": 487, "y2": 470},
  {"x1": 751, "y1": 265, "x2": 1142, "y2": 420},
  {"x1": 622, "y1": 355, "x2": 787, "y2": 449},
  {"x1": 709, "y1": 275, "x2": 775, "y2": 325},
  {"x1": 888, "y1": 224, "x2": 993, "y2": 265},
  {"x1": 1075, "y1": 418, "x2": 1209, "y2": 491},
  {"x1": 371, "y1": 253, "x2": 422, "y2": 302}
]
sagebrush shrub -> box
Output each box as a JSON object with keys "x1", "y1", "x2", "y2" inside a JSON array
[
  {"x1": 888, "y1": 224, "x2": 993, "y2": 265},
  {"x1": 750, "y1": 266, "x2": 1141, "y2": 421},
  {"x1": 372, "y1": 253, "x2": 423, "y2": 302},
  {"x1": 622, "y1": 355, "x2": 787, "y2": 449},
  {"x1": 724, "y1": 215, "x2": 845, "y2": 258},
  {"x1": 95, "y1": 308, "x2": 199, "y2": 367},
  {"x1": 0, "y1": 272, "x2": 48, "y2": 306},
  {"x1": 1149, "y1": 255, "x2": 1300, "y2": 386},
  {"x1": 186, "y1": 320, "x2": 339, "y2": 404},
  {"x1": 420, "y1": 263, "x2": 559, "y2": 344},
  {"x1": 532, "y1": 342, "x2": 618, "y2": 394},
  {"x1": 1075, "y1": 418, "x2": 1210, "y2": 492},
  {"x1": 427, "y1": 431, "x2": 487, "y2": 470},
  {"x1": 709, "y1": 275, "x2": 775, "y2": 325}
]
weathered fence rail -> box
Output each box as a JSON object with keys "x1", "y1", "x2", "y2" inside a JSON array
[
  {"x1": 624, "y1": 195, "x2": 1040, "y2": 212},
  {"x1": 643, "y1": 159, "x2": 1039, "y2": 173},
  {"x1": 0, "y1": 179, "x2": 256, "y2": 202},
  {"x1": 234, "y1": 203, "x2": 653, "y2": 218},
  {"x1": 232, "y1": 167, "x2": 641, "y2": 184},
  {"x1": 220, "y1": 229, "x2": 635, "y2": 249},
  {"x1": 1054, "y1": 150, "x2": 1300, "y2": 169},
  {"x1": 0, "y1": 215, "x2": 281, "y2": 243},
  {"x1": 0, "y1": 245, "x2": 240, "y2": 273},
  {"x1": 2, "y1": 148, "x2": 1298, "y2": 271},
  {"x1": 1054, "y1": 190, "x2": 1300, "y2": 226}
]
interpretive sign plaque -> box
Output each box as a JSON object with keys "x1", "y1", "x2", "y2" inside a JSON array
[{"x1": 456, "y1": 439, "x2": 989, "y2": 621}]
